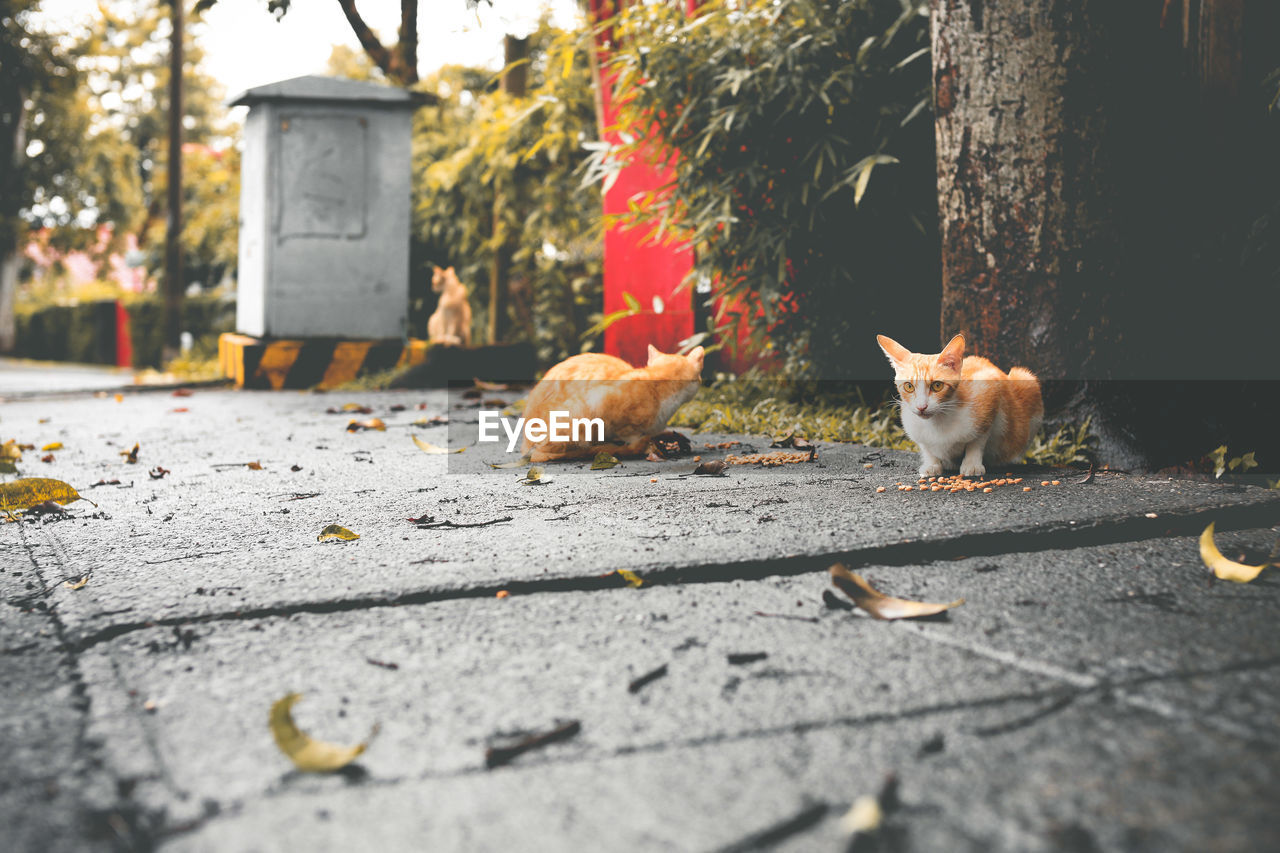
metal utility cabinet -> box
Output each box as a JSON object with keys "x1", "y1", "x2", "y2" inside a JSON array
[{"x1": 231, "y1": 75, "x2": 417, "y2": 339}]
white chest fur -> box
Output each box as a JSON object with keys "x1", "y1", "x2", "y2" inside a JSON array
[{"x1": 902, "y1": 407, "x2": 982, "y2": 465}]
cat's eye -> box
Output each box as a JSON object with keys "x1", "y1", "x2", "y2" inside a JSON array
[
  {"x1": 901, "y1": 381, "x2": 914, "y2": 393},
  {"x1": 930, "y1": 381, "x2": 945, "y2": 392}
]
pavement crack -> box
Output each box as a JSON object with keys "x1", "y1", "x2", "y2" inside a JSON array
[{"x1": 900, "y1": 622, "x2": 1280, "y2": 745}]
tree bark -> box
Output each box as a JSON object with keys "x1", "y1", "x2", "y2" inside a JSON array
[
  {"x1": 931, "y1": 0, "x2": 1131, "y2": 382},
  {"x1": 163, "y1": 0, "x2": 185, "y2": 363},
  {"x1": 398, "y1": 0, "x2": 419, "y2": 85},
  {"x1": 0, "y1": 83, "x2": 25, "y2": 354},
  {"x1": 488, "y1": 35, "x2": 529, "y2": 345}
]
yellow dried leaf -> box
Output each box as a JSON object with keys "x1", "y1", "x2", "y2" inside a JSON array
[
  {"x1": 412, "y1": 435, "x2": 447, "y2": 454},
  {"x1": 41, "y1": 442, "x2": 63, "y2": 451},
  {"x1": 523, "y1": 466, "x2": 545, "y2": 483},
  {"x1": 617, "y1": 569, "x2": 644, "y2": 588},
  {"x1": 829, "y1": 564, "x2": 963, "y2": 620},
  {"x1": 347, "y1": 418, "x2": 386, "y2": 432},
  {"x1": 490, "y1": 454, "x2": 533, "y2": 469},
  {"x1": 839, "y1": 795, "x2": 882, "y2": 835},
  {"x1": 63, "y1": 576, "x2": 89, "y2": 590},
  {"x1": 0, "y1": 478, "x2": 94, "y2": 512},
  {"x1": 269, "y1": 693, "x2": 376, "y2": 772},
  {"x1": 1199, "y1": 522, "x2": 1267, "y2": 583},
  {"x1": 411, "y1": 435, "x2": 465, "y2": 454},
  {"x1": 591, "y1": 452, "x2": 619, "y2": 470},
  {"x1": 318, "y1": 524, "x2": 360, "y2": 542},
  {"x1": 341, "y1": 402, "x2": 368, "y2": 412}
]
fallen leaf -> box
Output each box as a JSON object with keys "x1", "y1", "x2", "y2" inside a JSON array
[
  {"x1": 489, "y1": 454, "x2": 532, "y2": 469},
  {"x1": 347, "y1": 418, "x2": 386, "y2": 432},
  {"x1": 318, "y1": 524, "x2": 360, "y2": 542},
  {"x1": 411, "y1": 415, "x2": 449, "y2": 427},
  {"x1": 290, "y1": 464, "x2": 303, "y2": 472},
  {"x1": 591, "y1": 452, "x2": 619, "y2": 470},
  {"x1": 409, "y1": 432, "x2": 465, "y2": 450},
  {"x1": 389, "y1": 404, "x2": 406, "y2": 412},
  {"x1": 839, "y1": 796, "x2": 882, "y2": 835},
  {"x1": 170, "y1": 407, "x2": 189, "y2": 414},
  {"x1": 0, "y1": 478, "x2": 94, "y2": 512},
  {"x1": 63, "y1": 576, "x2": 89, "y2": 590},
  {"x1": 246, "y1": 461, "x2": 264, "y2": 471},
  {"x1": 770, "y1": 432, "x2": 812, "y2": 449},
  {"x1": 172, "y1": 388, "x2": 194, "y2": 397},
  {"x1": 0, "y1": 439, "x2": 21, "y2": 462},
  {"x1": 27, "y1": 500, "x2": 69, "y2": 516},
  {"x1": 692, "y1": 459, "x2": 727, "y2": 475},
  {"x1": 829, "y1": 564, "x2": 964, "y2": 620},
  {"x1": 114, "y1": 393, "x2": 123, "y2": 403},
  {"x1": 120, "y1": 442, "x2": 140, "y2": 463},
  {"x1": 473, "y1": 379, "x2": 511, "y2": 391},
  {"x1": 41, "y1": 454, "x2": 54, "y2": 463},
  {"x1": 521, "y1": 466, "x2": 546, "y2": 485},
  {"x1": 1199, "y1": 522, "x2": 1267, "y2": 583},
  {"x1": 269, "y1": 693, "x2": 376, "y2": 772},
  {"x1": 41, "y1": 442, "x2": 63, "y2": 451},
  {"x1": 616, "y1": 569, "x2": 644, "y2": 588},
  {"x1": 149, "y1": 467, "x2": 170, "y2": 479}
]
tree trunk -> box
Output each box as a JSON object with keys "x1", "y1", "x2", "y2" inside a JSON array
[
  {"x1": 0, "y1": 84, "x2": 26, "y2": 354},
  {"x1": 931, "y1": 1, "x2": 1277, "y2": 470},
  {"x1": 163, "y1": 0, "x2": 185, "y2": 363},
  {"x1": 931, "y1": 0, "x2": 1130, "y2": 382},
  {"x1": 488, "y1": 35, "x2": 529, "y2": 345}
]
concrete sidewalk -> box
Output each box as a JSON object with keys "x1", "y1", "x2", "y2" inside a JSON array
[{"x1": 3, "y1": 388, "x2": 1279, "y2": 852}]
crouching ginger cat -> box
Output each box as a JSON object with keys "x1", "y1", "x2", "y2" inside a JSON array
[
  {"x1": 427, "y1": 266, "x2": 472, "y2": 347},
  {"x1": 876, "y1": 333, "x2": 1043, "y2": 479},
  {"x1": 521, "y1": 345, "x2": 704, "y2": 463}
]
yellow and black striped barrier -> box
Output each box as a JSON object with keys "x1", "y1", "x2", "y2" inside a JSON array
[{"x1": 219, "y1": 334, "x2": 429, "y2": 390}]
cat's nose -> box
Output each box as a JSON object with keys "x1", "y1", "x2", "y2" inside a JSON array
[{"x1": 914, "y1": 405, "x2": 928, "y2": 414}]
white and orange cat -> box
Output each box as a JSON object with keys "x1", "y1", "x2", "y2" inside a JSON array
[
  {"x1": 521, "y1": 344, "x2": 705, "y2": 462},
  {"x1": 877, "y1": 333, "x2": 1043, "y2": 478},
  {"x1": 427, "y1": 266, "x2": 472, "y2": 347}
]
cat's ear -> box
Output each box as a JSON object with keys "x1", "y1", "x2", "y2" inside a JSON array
[
  {"x1": 686, "y1": 345, "x2": 705, "y2": 369},
  {"x1": 446, "y1": 267, "x2": 455, "y2": 275},
  {"x1": 937, "y1": 334, "x2": 965, "y2": 371},
  {"x1": 876, "y1": 334, "x2": 910, "y2": 366},
  {"x1": 647, "y1": 343, "x2": 661, "y2": 365}
]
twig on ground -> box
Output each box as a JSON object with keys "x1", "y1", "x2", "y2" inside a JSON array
[{"x1": 484, "y1": 720, "x2": 581, "y2": 769}]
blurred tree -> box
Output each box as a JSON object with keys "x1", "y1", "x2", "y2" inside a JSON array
[
  {"x1": 198, "y1": 0, "x2": 422, "y2": 86},
  {"x1": 413, "y1": 20, "x2": 603, "y2": 361},
  {"x1": 1, "y1": 0, "x2": 142, "y2": 350}
]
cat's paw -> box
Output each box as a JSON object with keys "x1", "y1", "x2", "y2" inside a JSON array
[
  {"x1": 960, "y1": 460, "x2": 986, "y2": 478},
  {"x1": 918, "y1": 461, "x2": 944, "y2": 479}
]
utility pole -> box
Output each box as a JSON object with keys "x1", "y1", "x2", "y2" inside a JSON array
[
  {"x1": 487, "y1": 34, "x2": 528, "y2": 345},
  {"x1": 163, "y1": 0, "x2": 184, "y2": 363}
]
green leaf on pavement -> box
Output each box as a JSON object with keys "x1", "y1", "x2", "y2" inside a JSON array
[
  {"x1": 591, "y1": 452, "x2": 619, "y2": 470},
  {"x1": 318, "y1": 524, "x2": 360, "y2": 542}
]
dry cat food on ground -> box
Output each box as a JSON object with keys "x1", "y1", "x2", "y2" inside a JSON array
[
  {"x1": 883, "y1": 474, "x2": 1063, "y2": 494},
  {"x1": 725, "y1": 451, "x2": 814, "y2": 467}
]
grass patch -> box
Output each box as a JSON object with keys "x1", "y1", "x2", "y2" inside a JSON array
[{"x1": 672, "y1": 376, "x2": 1094, "y2": 467}]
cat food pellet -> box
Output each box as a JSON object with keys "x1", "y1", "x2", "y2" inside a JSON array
[
  {"x1": 693, "y1": 455, "x2": 702, "y2": 462},
  {"x1": 650, "y1": 478, "x2": 658, "y2": 483},
  {"x1": 983, "y1": 487, "x2": 993, "y2": 493},
  {"x1": 876, "y1": 486, "x2": 886, "y2": 493},
  {"x1": 931, "y1": 486, "x2": 942, "y2": 492},
  {"x1": 1013, "y1": 478, "x2": 1023, "y2": 484},
  {"x1": 1041, "y1": 480, "x2": 1051, "y2": 486},
  {"x1": 496, "y1": 590, "x2": 510, "y2": 599},
  {"x1": 1051, "y1": 480, "x2": 1060, "y2": 486},
  {"x1": 1023, "y1": 486, "x2": 1032, "y2": 492},
  {"x1": 864, "y1": 463, "x2": 874, "y2": 469},
  {"x1": 903, "y1": 486, "x2": 913, "y2": 491}
]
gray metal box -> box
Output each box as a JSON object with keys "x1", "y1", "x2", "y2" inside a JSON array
[{"x1": 231, "y1": 76, "x2": 418, "y2": 339}]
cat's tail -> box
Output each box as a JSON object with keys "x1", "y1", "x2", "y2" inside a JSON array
[{"x1": 1008, "y1": 367, "x2": 1044, "y2": 435}]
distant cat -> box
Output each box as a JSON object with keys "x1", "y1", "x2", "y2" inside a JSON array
[
  {"x1": 876, "y1": 333, "x2": 1043, "y2": 478},
  {"x1": 521, "y1": 344, "x2": 705, "y2": 462},
  {"x1": 427, "y1": 266, "x2": 472, "y2": 347}
]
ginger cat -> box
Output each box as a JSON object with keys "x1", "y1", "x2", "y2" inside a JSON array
[
  {"x1": 521, "y1": 344, "x2": 705, "y2": 462},
  {"x1": 876, "y1": 333, "x2": 1043, "y2": 478},
  {"x1": 427, "y1": 266, "x2": 472, "y2": 347}
]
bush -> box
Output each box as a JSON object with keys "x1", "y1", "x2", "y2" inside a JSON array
[
  {"x1": 592, "y1": 0, "x2": 939, "y2": 378},
  {"x1": 412, "y1": 20, "x2": 603, "y2": 364}
]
